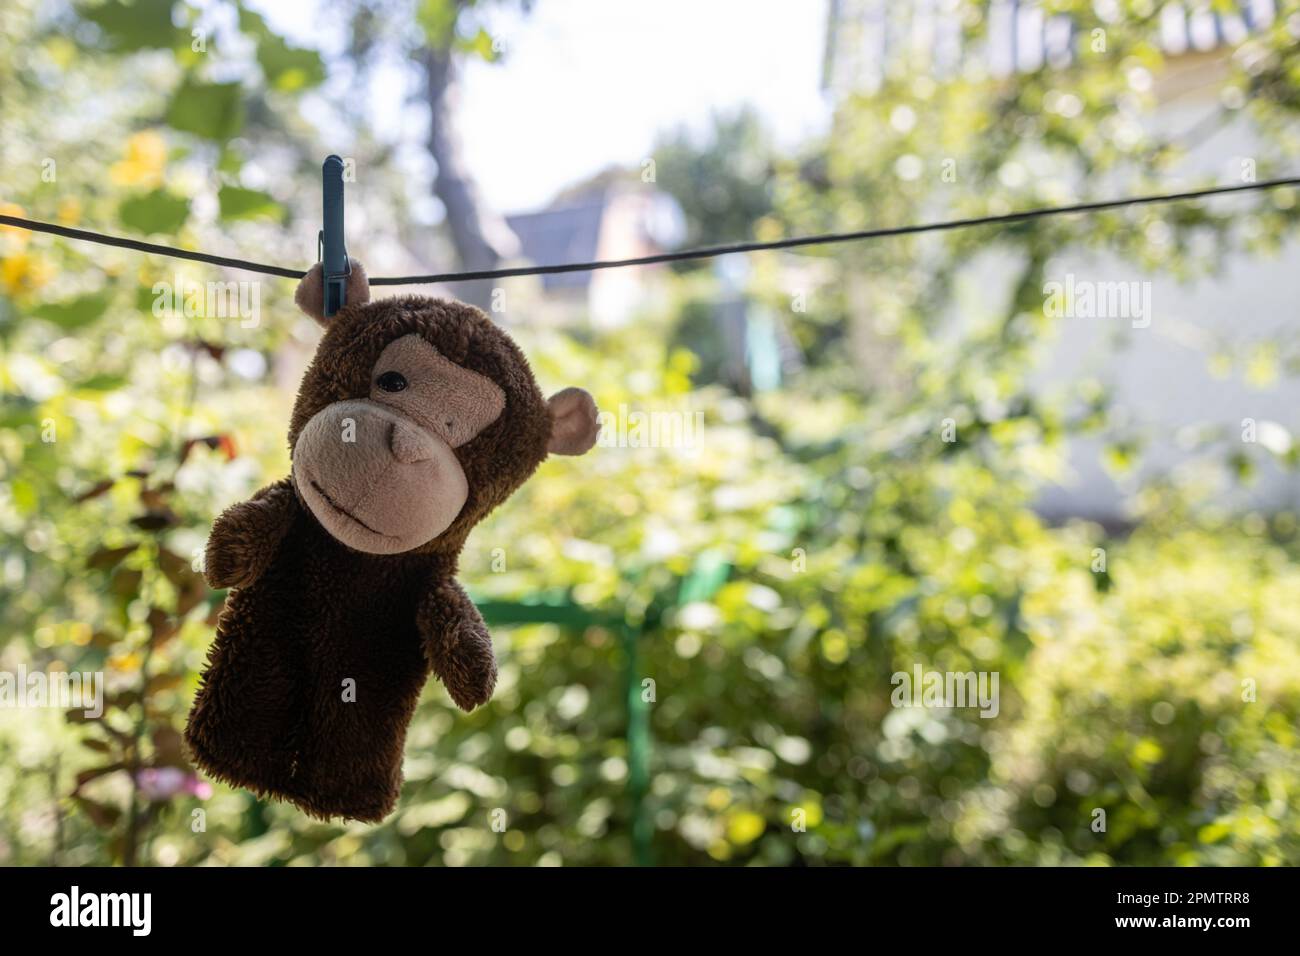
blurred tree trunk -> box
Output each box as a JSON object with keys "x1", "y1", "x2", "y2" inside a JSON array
[{"x1": 420, "y1": 41, "x2": 518, "y2": 311}]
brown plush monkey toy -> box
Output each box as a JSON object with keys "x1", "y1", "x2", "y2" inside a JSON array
[{"x1": 184, "y1": 261, "x2": 600, "y2": 822}]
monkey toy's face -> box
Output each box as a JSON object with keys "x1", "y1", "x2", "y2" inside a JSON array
[
  {"x1": 293, "y1": 333, "x2": 506, "y2": 553},
  {"x1": 288, "y1": 261, "x2": 599, "y2": 556}
]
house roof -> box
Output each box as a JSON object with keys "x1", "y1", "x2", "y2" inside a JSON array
[{"x1": 505, "y1": 198, "x2": 606, "y2": 291}]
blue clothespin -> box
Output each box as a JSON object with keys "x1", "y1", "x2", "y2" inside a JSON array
[{"x1": 320, "y1": 155, "x2": 348, "y2": 317}]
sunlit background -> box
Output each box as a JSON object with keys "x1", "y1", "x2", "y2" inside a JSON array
[{"x1": 2, "y1": 0, "x2": 1300, "y2": 866}]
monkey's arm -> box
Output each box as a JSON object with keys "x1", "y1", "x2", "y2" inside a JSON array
[
  {"x1": 416, "y1": 580, "x2": 498, "y2": 711},
  {"x1": 203, "y1": 479, "x2": 300, "y2": 589}
]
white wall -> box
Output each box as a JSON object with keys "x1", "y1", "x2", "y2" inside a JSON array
[{"x1": 1027, "y1": 53, "x2": 1300, "y2": 520}]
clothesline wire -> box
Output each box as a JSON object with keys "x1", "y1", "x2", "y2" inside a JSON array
[{"x1": 2, "y1": 176, "x2": 1297, "y2": 285}]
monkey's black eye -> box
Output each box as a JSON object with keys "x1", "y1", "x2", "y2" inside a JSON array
[{"x1": 376, "y1": 371, "x2": 408, "y2": 393}]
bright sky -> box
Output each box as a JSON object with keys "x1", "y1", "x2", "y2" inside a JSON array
[{"x1": 256, "y1": 0, "x2": 830, "y2": 214}]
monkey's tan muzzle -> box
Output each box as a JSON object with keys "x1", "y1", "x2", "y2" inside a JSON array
[{"x1": 291, "y1": 400, "x2": 468, "y2": 554}]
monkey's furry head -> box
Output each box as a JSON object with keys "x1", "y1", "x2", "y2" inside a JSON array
[{"x1": 287, "y1": 259, "x2": 598, "y2": 556}]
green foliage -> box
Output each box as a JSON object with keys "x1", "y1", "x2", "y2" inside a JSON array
[
  {"x1": 78, "y1": 0, "x2": 185, "y2": 52},
  {"x1": 118, "y1": 189, "x2": 191, "y2": 234},
  {"x1": 653, "y1": 107, "x2": 778, "y2": 252},
  {"x1": 32, "y1": 292, "x2": 113, "y2": 331},
  {"x1": 217, "y1": 186, "x2": 282, "y2": 222},
  {"x1": 415, "y1": 0, "x2": 513, "y2": 58},
  {"x1": 164, "y1": 79, "x2": 245, "y2": 142},
  {"x1": 238, "y1": 5, "x2": 326, "y2": 92}
]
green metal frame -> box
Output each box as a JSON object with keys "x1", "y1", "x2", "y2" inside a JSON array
[
  {"x1": 476, "y1": 596, "x2": 653, "y2": 866},
  {"x1": 472, "y1": 553, "x2": 732, "y2": 866}
]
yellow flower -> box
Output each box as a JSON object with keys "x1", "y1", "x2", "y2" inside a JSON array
[
  {"x1": 56, "y1": 196, "x2": 82, "y2": 225},
  {"x1": 108, "y1": 650, "x2": 143, "y2": 673},
  {"x1": 109, "y1": 130, "x2": 167, "y2": 188},
  {"x1": 1, "y1": 252, "x2": 53, "y2": 296},
  {"x1": 0, "y1": 202, "x2": 30, "y2": 250}
]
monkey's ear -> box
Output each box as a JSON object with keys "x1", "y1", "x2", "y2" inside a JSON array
[
  {"x1": 294, "y1": 258, "x2": 371, "y2": 325},
  {"x1": 546, "y1": 387, "x2": 600, "y2": 456}
]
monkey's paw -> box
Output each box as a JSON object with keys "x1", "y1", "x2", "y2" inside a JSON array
[{"x1": 438, "y1": 623, "x2": 498, "y2": 712}]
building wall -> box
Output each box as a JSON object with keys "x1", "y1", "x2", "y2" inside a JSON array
[
  {"x1": 1028, "y1": 53, "x2": 1300, "y2": 520},
  {"x1": 823, "y1": 2, "x2": 1297, "y2": 520}
]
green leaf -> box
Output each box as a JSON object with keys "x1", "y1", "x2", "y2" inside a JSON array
[
  {"x1": 416, "y1": 0, "x2": 459, "y2": 46},
  {"x1": 118, "y1": 189, "x2": 190, "y2": 235},
  {"x1": 218, "y1": 185, "x2": 282, "y2": 222},
  {"x1": 32, "y1": 292, "x2": 112, "y2": 330},
  {"x1": 256, "y1": 36, "x2": 326, "y2": 92},
  {"x1": 236, "y1": 5, "x2": 270, "y2": 37},
  {"x1": 165, "y1": 78, "x2": 244, "y2": 142},
  {"x1": 79, "y1": 0, "x2": 182, "y2": 52},
  {"x1": 9, "y1": 479, "x2": 37, "y2": 515},
  {"x1": 0, "y1": 401, "x2": 38, "y2": 429},
  {"x1": 74, "y1": 373, "x2": 128, "y2": 392},
  {"x1": 217, "y1": 145, "x2": 244, "y2": 175},
  {"x1": 1197, "y1": 821, "x2": 1231, "y2": 845},
  {"x1": 455, "y1": 27, "x2": 499, "y2": 62},
  {"x1": 235, "y1": 6, "x2": 324, "y2": 91}
]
